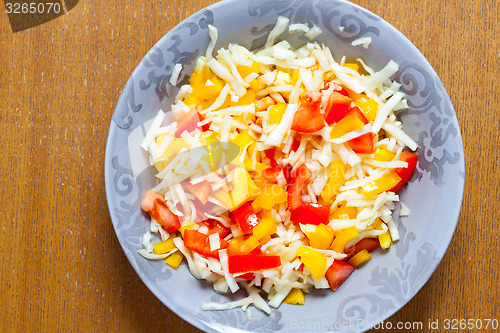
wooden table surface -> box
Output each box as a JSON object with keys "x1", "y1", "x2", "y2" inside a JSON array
[{"x1": 1, "y1": 0, "x2": 498, "y2": 332}]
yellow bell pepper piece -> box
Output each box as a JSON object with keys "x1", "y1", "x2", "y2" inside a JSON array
[
  {"x1": 353, "y1": 96, "x2": 378, "y2": 122},
  {"x1": 374, "y1": 148, "x2": 396, "y2": 161},
  {"x1": 363, "y1": 173, "x2": 402, "y2": 196},
  {"x1": 283, "y1": 288, "x2": 305, "y2": 305},
  {"x1": 251, "y1": 184, "x2": 287, "y2": 211},
  {"x1": 304, "y1": 224, "x2": 335, "y2": 250},
  {"x1": 153, "y1": 238, "x2": 177, "y2": 255},
  {"x1": 378, "y1": 231, "x2": 392, "y2": 249},
  {"x1": 297, "y1": 246, "x2": 327, "y2": 281},
  {"x1": 330, "y1": 204, "x2": 357, "y2": 220},
  {"x1": 291, "y1": 69, "x2": 300, "y2": 85},
  {"x1": 211, "y1": 167, "x2": 260, "y2": 211},
  {"x1": 343, "y1": 62, "x2": 360, "y2": 72},
  {"x1": 347, "y1": 249, "x2": 372, "y2": 268},
  {"x1": 231, "y1": 130, "x2": 254, "y2": 151},
  {"x1": 320, "y1": 160, "x2": 347, "y2": 203},
  {"x1": 194, "y1": 77, "x2": 225, "y2": 100},
  {"x1": 252, "y1": 214, "x2": 277, "y2": 240},
  {"x1": 165, "y1": 251, "x2": 183, "y2": 269},
  {"x1": 330, "y1": 114, "x2": 365, "y2": 139},
  {"x1": 331, "y1": 226, "x2": 360, "y2": 253},
  {"x1": 228, "y1": 236, "x2": 260, "y2": 255},
  {"x1": 235, "y1": 89, "x2": 257, "y2": 107},
  {"x1": 268, "y1": 103, "x2": 287, "y2": 125},
  {"x1": 236, "y1": 61, "x2": 260, "y2": 79},
  {"x1": 183, "y1": 93, "x2": 202, "y2": 107}
]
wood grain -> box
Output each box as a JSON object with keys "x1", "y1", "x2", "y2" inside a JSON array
[{"x1": 0, "y1": 0, "x2": 498, "y2": 332}]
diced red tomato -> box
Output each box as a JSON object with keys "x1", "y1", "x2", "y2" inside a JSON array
[
  {"x1": 287, "y1": 164, "x2": 312, "y2": 211},
  {"x1": 232, "y1": 201, "x2": 260, "y2": 234},
  {"x1": 325, "y1": 260, "x2": 355, "y2": 292},
  {"x1": 344, "y1": 106, "x2": 374, "y2": 154},
  {"x1": 345, "y1": 237, "x2": 380, "y2": 258},
  {"x1": 140, "y1": 190, "x2": 180, "y2": 233},
  {"x1": 227, "y1": 254, "x2": 282, "y2": 273},
  {"x1": 324, "y1": 91, "x2": 353, "y2": 125},
  {"x1": 290, "y1": 202, "x2": 330, "y2": 225},
  {"x1": 391, "y1": 151, "x2": 418, "y2": 192},
  {"x1": 184, "y1": 179, "x2": 212, "y2": 204},
  {"x1": 291, "y1": 92, "x2": 326, "y2": 133},
  {"x1": 174, "y1": 109, "x2": 208, "y2": 137},
  {"x1": 183, "y1": 229, "x2": 228, "y2": 259},
  {"x1": 354, "y1": 237, "x2": 380, "y2": 253},
  {"x1": 345, "y1": 106, "x2": 369, "y2": 124},
  {"x1": 348, "y1": 133, "x2": 374, "y2": 154}
]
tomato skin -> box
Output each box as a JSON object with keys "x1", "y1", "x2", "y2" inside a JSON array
[
  {"x1": 232, "y1": 201, "x2": 260, "y2": 234},
  {"x1": 227, "y1": 254, "x2": 282, "y2": 274},
  {"x1": 291, "y1": 92, "x2": 326, "y2": 133},
  {"x1": 325, "y1": 260, "x2": 355, "y2": 292},
  {"x1": 287, "y1": 164, "x2": 312, "y2": 211},
  {"x1": 290, "y1": 202, "x2": 330, "y2": 225},
  {"x1": 391, "y1": 151, "x2": 418, "y2": 192}
]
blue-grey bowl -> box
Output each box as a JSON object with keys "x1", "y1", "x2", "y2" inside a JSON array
[{"x1": 104, "y1": 0, "x2": 465, "y2": 332}]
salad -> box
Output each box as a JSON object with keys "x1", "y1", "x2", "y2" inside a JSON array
[{"x1": 138, "y1": 16, "x2": 418, "y2": 314}]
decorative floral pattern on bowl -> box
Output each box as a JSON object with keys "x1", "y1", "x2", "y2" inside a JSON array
[{"x1": 104, "y1": 0, "x2": 465, "y2": 332}]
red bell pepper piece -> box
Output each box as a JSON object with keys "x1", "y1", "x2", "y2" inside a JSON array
[
  {"x1": 325, "y1": 260, "x2": 355, "y2": 292},
  {"x1": 290, "y1": 137, "x2": 301, "y2": 152},
  {"x1": 262, "y1": 167, "x2": 281, "y2": 182},
  {"x1": 207, "y1": 220, "x2": 231, "y2": 239},
  {"x1": 227, "y1": 254, "x2": 282, "y2": 274},
  {"x1": 140, "y1": 190, "x2": 180, "y2": 233},
  {"x1": 232, "y1": 201, "x2": 260, "y2": 234},
  {"x1": 183, "y1": 229, "x2": 228, "y2": 259},
  {"x1": 324, "y1": 91, "x2": 353, "y2": 125},
  {"x1": 290, "y1": 202, "x2": 330, "y2": 225},
  {"x1": 287, "y1": 164, "x2": 330, "y2": 224},
  {"x1": 291, "y1": 92, "x2": 325, "y2": 133},
  {"x1": 238, "y1": 273, "x2": 255, "y2": 280},
  {"x1": 175, "y1": 109, "x2": 209, "y2": 137},
  {"x1": 391, "y1": 151, "x2": 418, "y2": 192},
  {"x1": 264, "y1": 148, "x2": 278, "y2": 167},
  {"x1": 287, "y1": 164, "x2": 313, "y2": 211}
]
